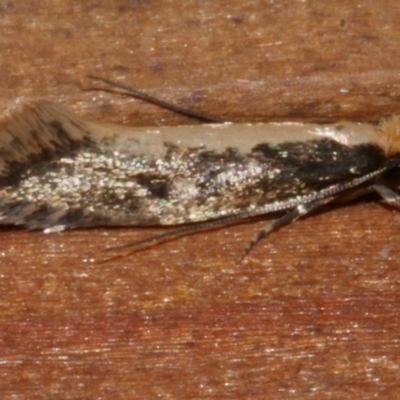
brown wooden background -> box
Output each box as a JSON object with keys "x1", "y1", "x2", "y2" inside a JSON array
[{"x1": 1, "y1": 1, "x2": 400, "y2": 398}]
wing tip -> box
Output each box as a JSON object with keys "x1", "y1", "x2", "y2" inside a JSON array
[{"x1": 0, "y1": 102, "x2": 92, "y2": 178}]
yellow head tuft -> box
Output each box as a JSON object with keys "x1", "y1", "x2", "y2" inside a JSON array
[{"x1": 380, "y1": 114, "x2": 400, "y2": 157}]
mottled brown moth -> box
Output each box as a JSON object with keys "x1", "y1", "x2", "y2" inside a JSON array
[{"x1": 1, "y1": 79, "x2": 400, "y2": 259}]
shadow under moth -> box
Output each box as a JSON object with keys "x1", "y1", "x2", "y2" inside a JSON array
[{"x1": 1, "y1": 77, "x2": 400, "y2": 260}]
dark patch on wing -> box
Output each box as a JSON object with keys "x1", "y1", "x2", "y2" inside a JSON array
[
  {"x1": 163, "y1": 142, "x2": 180, "y2": 159},
  {"x1": 30, "y1": 129, "x2": 41, "y2": 142},
  {"x1": 49, "y1": 120, "x2": 76, "y2": 147},
  {"x1": 10, "y1": 135, "x2": 24, "y2": 151},
  {"x1": 0, "y1": 200, "x2": 116, "y2": 229},
  {"x1": 251, "y1": 139, "x2": 386, "y2": 199},
  {"x1": 197, "y1": 147, "x2": 240, "y2": 164},
  {"x1": 49, "y1": 120, "x2": 92, "y2": 150},
  {"x1": 135, "y1": 173, "x2": 170, "y2": 199},
  {"x1": 0, "y1": 200, "x2": 31, "y2": 222},
  {"x1": 59, "y1": 208, "x2": 114, "y2": 227}
]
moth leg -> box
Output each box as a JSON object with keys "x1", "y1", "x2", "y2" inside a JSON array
[
  {"x1": 239, "y1": 196, "x2": 336, "y2": 262},
  {"x1": 371, "y1": 184, "x2": 400, "y2": 207}
]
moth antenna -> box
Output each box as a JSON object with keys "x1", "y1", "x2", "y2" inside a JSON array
[
  {"x1": 103, "y1": 213, "x2": 255, "y2": 254},
  {"x1": 86, "y1": 75, "x2": 231, "y2": 123}
]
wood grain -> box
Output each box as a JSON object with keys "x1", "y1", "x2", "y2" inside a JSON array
[{"x1": 1, "y1": 1, "x2": 400, "y2": 398}]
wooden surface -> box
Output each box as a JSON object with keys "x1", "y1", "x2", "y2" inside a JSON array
[{"x1": 1, "y1": 1, "x2": 400, "y2": 398}]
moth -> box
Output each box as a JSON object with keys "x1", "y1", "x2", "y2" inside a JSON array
[{"x1": 1, "y1": 77, "x2": 400, "y2": 259}]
